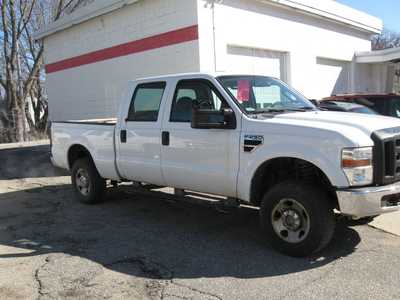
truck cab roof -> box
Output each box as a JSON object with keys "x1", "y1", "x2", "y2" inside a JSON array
[{"x1": 132, "y1": 72, "x2": 280, "y2": 83}]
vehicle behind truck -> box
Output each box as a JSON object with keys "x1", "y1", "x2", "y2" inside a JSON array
[
  {"x1": 321, "y1": 94, "x2": 400, "y2": 117},
  {"x1": 51, "y1": 73, "x2": 400, "y2": 257}
]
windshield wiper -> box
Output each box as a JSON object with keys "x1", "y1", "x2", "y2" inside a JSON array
[
  {"x1": 248, "y1": 107, "x2": 310, "y2": 114},
  {"x1": 298, "y1": 106, "x2": 316, "y2": 110}
]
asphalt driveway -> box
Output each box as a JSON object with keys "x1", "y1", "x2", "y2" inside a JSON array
[{"x1": 0, "y1": 144, "x2": 400, "y2": 299}]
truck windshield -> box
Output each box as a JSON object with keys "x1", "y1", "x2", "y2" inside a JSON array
[{"x1": 218, "y1": 75, "x2": 315, "y2": 114}]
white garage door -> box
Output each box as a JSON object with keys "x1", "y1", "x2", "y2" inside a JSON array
[
  {"x1": 226, "y1": 46, "x2": 288, "y2": 81},
  {"x1": 315, "y1": 57, "x2": 350, "y2": 99}
]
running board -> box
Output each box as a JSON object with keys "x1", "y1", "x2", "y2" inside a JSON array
[{"x1": 174, "y1": 189, "x2": 240, "y2": 207}]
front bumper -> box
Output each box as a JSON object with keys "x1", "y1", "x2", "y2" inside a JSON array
[{"x1": 337, "y1": 182, "x2": 400, "y2": 218}]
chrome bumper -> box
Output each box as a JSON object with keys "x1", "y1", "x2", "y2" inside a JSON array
[{"x1": 337, "y1": 182, "x2": 400, "y2": 218}]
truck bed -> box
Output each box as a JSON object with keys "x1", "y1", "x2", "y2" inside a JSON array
[{"x1": 51, "y1": 119, "x2": 119, "y2": 180}]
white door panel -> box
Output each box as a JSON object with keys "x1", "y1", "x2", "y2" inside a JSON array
[
  {"x1": 117, "y1": 81, "x2": 167, "y2": 186},
  {"x1": 161, "y1": 78, "x2": 240, "y2": 197},
  {"x1": 162, "y1": 124, "x2": 240, "y2": 197},
  {"x1": 118, "y1": 123, "x2": 164, "y2": 185}
]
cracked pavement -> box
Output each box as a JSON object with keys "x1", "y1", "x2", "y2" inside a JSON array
[{"x1": 1, "y1": 145, "x2": 400, "y2": 299}]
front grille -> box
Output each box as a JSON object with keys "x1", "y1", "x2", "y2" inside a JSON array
[{"x1": 371, "y1": 127, "x2": 400, "y2": 185}]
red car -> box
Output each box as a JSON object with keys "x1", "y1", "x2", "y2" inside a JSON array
[{"x1": 320, "y1": 94, "x2": 400, "y2": 117}]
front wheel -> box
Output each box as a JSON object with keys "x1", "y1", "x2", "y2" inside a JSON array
[
  {"x1": 260, "y1": 181, "x2": 335, "y2": 257},
  {"x1": 71, "y1": 158, "x2": 106, "y2": 204}
]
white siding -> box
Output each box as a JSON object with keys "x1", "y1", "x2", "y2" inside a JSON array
[
  {"x1": 44, "y1": 0, "x2": 199, "y2": 121},
  {"x1": 197, "y1": 0, "x2": 372, "y2": 99},
  {"x1": 353, "y1": 63, "x2": 392, "y2": 94},
  {"x1": 314, "y1": 57, "x2": 350, "y2": 98},
  {"x1": 43, "y1": 0, "x2": 379, "y2": 120},
  {"x1": 225, "y1": 46, "x2": 288, "y2": 81}
]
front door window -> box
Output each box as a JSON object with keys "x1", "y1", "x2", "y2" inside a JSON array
[{"x1": 170, "y1": 80, "x2": 225, "y2": 123}]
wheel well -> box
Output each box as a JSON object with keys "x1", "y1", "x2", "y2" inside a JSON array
[
  {"x1": 67, "y1": 144, "x2": 93, "y2": 169},
  {"x1": 250, "y1": 157, "x2": 338, "y2": 208}
]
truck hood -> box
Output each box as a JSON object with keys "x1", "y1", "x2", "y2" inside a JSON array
[{"x1": 271, "y1": 110, "x2": 400, "y2": 135}]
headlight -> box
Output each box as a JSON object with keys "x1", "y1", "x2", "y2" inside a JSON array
[{"x1": 342, "y1": 147, "x2": 373, "y2": 186}]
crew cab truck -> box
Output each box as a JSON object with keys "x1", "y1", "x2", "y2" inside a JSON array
[{"x1": 51, "y1": 73, "x2": 400, "y2": 257}]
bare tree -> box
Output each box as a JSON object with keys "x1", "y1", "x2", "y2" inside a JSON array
[
  {"x1": 0, "y1": 0, "x2": 86, "y2": 143},
  {"x1": 372, "y1": 29, "x2": 400, "y2": 51}
]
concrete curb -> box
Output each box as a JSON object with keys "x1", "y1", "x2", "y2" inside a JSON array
[
  {"x1": 369, "y1": 211, "x2": 400, "y2": 237},
  {"x1": 0, "y1": 139, "x2": 50, "y2": 150}
]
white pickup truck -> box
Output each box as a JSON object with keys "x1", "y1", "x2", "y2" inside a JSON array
[{"x1": 51, "y1": 73, "x2": 400, "y2": 257}]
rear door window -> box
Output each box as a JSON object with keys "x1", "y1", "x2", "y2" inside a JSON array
[{"x1": 127, "y1": 82, "x2": 166, "y2": 122}]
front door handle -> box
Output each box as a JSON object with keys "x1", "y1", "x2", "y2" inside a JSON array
[
  {"x1": 162, "y1": 131, "x2": 169, "y2": 146},
  {"x1": 120, "y1": 130, "x2": 127, "y2": 143}
]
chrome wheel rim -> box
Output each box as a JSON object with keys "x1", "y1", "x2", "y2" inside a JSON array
[
  {"x1": 75, "y1": 168, "x2": 90, "y2": 196},
  {"x1": 271, "y1": 198, "x2": 310, "y2": 243}
]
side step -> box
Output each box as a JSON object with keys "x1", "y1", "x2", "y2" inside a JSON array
[
  {"x1": 174, "y1": 188, "x2": 186, "y2": 197},
  {"x1": 174, "y1": 188, "x2": 240, "y2": 208}
]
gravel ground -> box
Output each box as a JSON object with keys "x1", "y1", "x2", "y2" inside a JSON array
[{"x1": 1, "y1": 145, "x2": 400, "y2": 299}]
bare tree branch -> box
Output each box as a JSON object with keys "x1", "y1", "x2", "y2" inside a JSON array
[
  {"x1": 22, "y1": 44, "x2": 43, "y2": 101},
  {"x1": 372, "y1": 29, "x2": 400, "y2": 50},
  {"x1": 0, "y1": 0, "x2": 89, "y2": 142},
  {"x1": 17, "y1": 0, "x2": 36, "y2": 39}
]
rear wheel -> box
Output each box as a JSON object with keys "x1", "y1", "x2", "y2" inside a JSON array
[
  {"x1": 260, "y1": 181, "x2": 335, "y2": 257},
  {"x1": 71, "y1": 158, "x2": 106, "y2": 204}
]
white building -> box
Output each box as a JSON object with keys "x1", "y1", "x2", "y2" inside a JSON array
[
  {"x1": 35, "y1": 0, "x2": 388, "y2": 121},
  {"x1": 355, "y1": 47, "x2": 400, "y2": 94}
]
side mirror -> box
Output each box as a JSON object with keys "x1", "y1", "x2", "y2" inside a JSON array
[{"x1": 191, "y1": 108, "x2": 236, "y2": 129}]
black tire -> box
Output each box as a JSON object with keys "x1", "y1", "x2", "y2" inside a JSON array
[
  {"x1": 260, "y1": 181, "x2": 335, "y2": 257},
  {"x1": 71, "y1": 158, "x2": 106, "y2": 204}
]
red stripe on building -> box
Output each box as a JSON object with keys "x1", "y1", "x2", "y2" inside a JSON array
[{"x1": 45, "y1": 25, "x2": 199, "y2": 74}]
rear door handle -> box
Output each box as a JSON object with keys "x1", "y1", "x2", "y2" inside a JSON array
[
  {"x1": 120, "y1": 130, "x2": 127, "y2": 143},
  {"x1": 162, "y1": 131, "x2": 169, "y2": 146}
]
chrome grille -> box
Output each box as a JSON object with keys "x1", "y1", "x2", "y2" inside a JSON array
[{"x1": 372, "y1": 127, "x2": 400, "y2": 185}]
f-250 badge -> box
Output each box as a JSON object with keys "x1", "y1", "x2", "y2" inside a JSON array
[{"x1": 244, "y1": 135, "x2": 264, "y2": 152}]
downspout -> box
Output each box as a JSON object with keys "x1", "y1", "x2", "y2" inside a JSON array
[
  {"x1": 350, "y1": 56, "x2": 356, "y2": 93},
  {"x1": 211, "y1": 0, "x2": 217, "y2": 72}
]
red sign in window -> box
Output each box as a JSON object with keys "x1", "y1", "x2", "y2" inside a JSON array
[{"x1": 237, "y1": 80, "x2": 250, "y2": 102}]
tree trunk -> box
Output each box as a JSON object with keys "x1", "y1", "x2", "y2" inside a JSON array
[
  {"x1": 14, "y1": 107, "x2": 26, "y2": 142},
  {"x1": 1, "y1": 0, "x2": 87, "y2": 143},
  {"x1": 6, "y1": 83, "x2": 27, "y2": 142}
]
